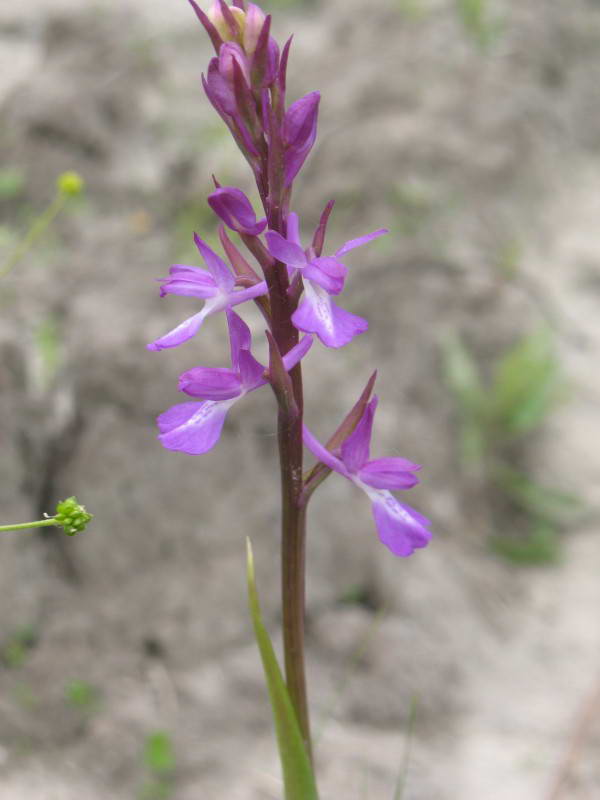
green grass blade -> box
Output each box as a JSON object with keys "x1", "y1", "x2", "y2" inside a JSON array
[
  {"x1": 490, "y1": 328, "x2": 561, "y2": 436},
  {"x1": 246, "y1": 539, "x2": 319, "y2": 800}
]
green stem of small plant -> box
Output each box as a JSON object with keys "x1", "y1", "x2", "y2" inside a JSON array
[
  {"x1": 0, "y1": 518, "x2": 59, "y2": 533},
  {"x1": 0, "y1": 192, "x2": 66, "y2": 277}
]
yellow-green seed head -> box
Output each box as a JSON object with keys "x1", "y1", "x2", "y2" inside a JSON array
[
  {"x1": 54, "y1": 496, "x2": 93, "y2": 535},
  {"x1": 56, "y1": 171, "x2": 84, "y2": 197}
]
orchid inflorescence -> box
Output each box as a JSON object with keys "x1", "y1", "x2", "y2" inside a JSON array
[{"x1": 148, "y1": 0, "x2": 431, "y2": 557}]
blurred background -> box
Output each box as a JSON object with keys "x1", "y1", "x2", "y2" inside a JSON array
[{"x1": 0, "y1": 0, "x2": 599, "y2": 797}]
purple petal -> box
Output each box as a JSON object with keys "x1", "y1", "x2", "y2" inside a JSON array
[
  {"x1": 335, "y1": 228, "x2": 389, "y2": 257},
  {"x1": 303, "y1": 424, "x2": 348, "y2": 477},
  {"x1": 303, "y1": 256, "x2": 347, "y2": 295},
  {"x1": 302, "y1": 264, "x2": 344, "y2": 295},
  {"x1": 359, "y1": 458, "x2": 421, "y2": 490},
  {"x1": 158, "y1": 268, "x2": 218, "y2": 299},
  {"x1": 226, "y1": 281, "x2": 269, "y2": 308},
  {"x1": 194, "y1": 234, "x2": 235, "y2": 291},
  {"x1": 281, "y1": 334, "x2": 313, "y2": 372},
  {"x1": 147, "y1": 309, "x2": 208, "y2": 352},
  {"x1": 178, "y1": 367, "x2": 242, "y2": 400},
  {"x1": 341, "y1": 397, "x2": 376, "y2": 473},
  {"x1": 286, "y1": 212, "x2": 302, "y2": 247},
  {"x1": 157, "y1": 399, "x2": 235, "y2": 455},
  {"x1": 292, "y1": 282, "x2": 368, "y2": 348},
  {"x1": 238, "y1": 349, "x2": 267, "y2": 390},
  {"x1": 208, "y1": 186, "x2": 267, "y2": 236},
  {"x1": 265, "y1": 230, "x2": 307, "y2": 268},
  {"x1": 226, "y1": 309, "x2": 252, "y2": 371},
  {"x1": 370, "y1": 493, "x2": 432, "y2": 557}
]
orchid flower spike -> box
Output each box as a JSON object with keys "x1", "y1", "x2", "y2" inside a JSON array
[
  {"x1": 147, "y1": 234, "x2": 268, "y2": 352},
  {"x1": 265, "y1": 212, "x2": 388, "y2": 348},
  {"x1": 303, "y1": 397, "x2": 432, "y2": 556},
  {"x1": 157, "y1": 310, "x2": 313, "y2": 455}
]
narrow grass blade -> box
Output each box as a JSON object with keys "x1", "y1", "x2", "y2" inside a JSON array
[{"x1": 246, "y1": 539, "x2": 319, "y2": 800}]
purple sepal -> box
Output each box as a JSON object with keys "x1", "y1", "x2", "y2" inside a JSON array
[
  {"x1": 157, "y1": 266, "x2": 218, "y2": 299},
  {"x1": 187, "y1": 0, "x2": 224, "y2": 53},
  {"x1": 265, "y1": 230, "x2": 306, "y2": 268},
  {"x1": 178, "y1": 367, "x2": 242, "y2": 400},
  {"x1": 281, "y1": 334, "x2": 313, "y2": 372},
  {"x1": 208, "y1": 187, "x2": 267, "y2": 235},
  {"x1": 303, "y1": 423, "x2": 348, "y2": 477},
  {"x1": 340, "y1": 395, "x2": 376, "y2": 472},
  {"x1": 194, "y1": 234, "x2": 234, "y2": 290},
  {"x1": 206, "y1": 59, "x2": 236, "y2": 115},
  {"x1": 283, "y1": 91, "x2": 320, "y2": 186},
  {"x1": 147, "y1": 309, "x2": 209, "y2": 352},
  {"x1": 336, "y1": 228, "x2": 389, "y2": 256},
  {"x1": 292, "y1": 283, "x2": 368, "y2": 348},
  {"x1": 359, "y1": 458, "x2": 421, "y2": 490},
  {"x1": 250, "y1": 15, "x2": 279, "y2": 89}
]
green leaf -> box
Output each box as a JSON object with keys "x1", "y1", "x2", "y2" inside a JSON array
[
  {"x1": 490, "y1": 328, "x2": 561, "y2": 436},
  {"x1": 246, "y1": 539, "x2": 319, "y2": 800},
  {"x1": 490, "y1": 520, "x2": 561, "y2": 566},
  {"x1": 441, "y1": 333, "x2": 485, "y2": 415},
  {"x1": 0, "y1": 167, "x2": 25, "y2": 200},
  {"x1": 441, "y1": 334, "x2": 487, "y2": 464},
  {"x1": 495, "y1": 466, "x2": 581, "y2": 522},
  {"x1": 143, "y1": 732, "x2": 175, "y2": 776}
]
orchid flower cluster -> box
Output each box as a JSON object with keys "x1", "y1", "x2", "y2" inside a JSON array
[
  {"x1": 149, "y1": 0, "x2": 432, "y2": 778},
  {"x1": 149, "y1": 0, "x2": 432, "y2": 559}
]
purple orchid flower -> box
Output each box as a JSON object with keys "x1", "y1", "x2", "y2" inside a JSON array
[
  {"x1": 158, "y1": 310, "x2": 313, "y2": 455},
  {"x1": 147, "y1": 234, "x2": 268, "y2": 352},
  {"x1": 265, "y1": 212, "x2": 388, "y2": 348},
  {"x1": 303, "y1": 397, "x2": 432, "y2": 556},
  {"x1": 208, "y1": 186, "x2": 267, "y2": 235}
]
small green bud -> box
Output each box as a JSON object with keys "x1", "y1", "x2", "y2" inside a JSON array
[
  {"x1": 53, "y1": 496, "x2": 93, "y2": 536},
  {"x1": 56, "y1": 171, "x2": 84, "y2": 197}
]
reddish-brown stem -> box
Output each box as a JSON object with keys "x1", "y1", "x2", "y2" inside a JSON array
[{"x1": 241, "y1": 76, "x2": 314, "y2": 765}]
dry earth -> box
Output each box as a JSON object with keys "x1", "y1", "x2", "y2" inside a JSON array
[{"x1": 0, "y1": 0, "x2": 599, "y2": 798}]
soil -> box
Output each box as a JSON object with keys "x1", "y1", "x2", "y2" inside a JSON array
[{"x1": 0, "y1": 0, "x2": 599, "y2": 798}]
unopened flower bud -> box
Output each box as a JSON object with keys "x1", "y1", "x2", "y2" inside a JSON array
[
  {"x1": 219, "y1": 41, "x2": 251, "y2": 87},
  {"x1": 53, "y1": 496, "x2": 93, "y2": 536},
  {"x1": 283, "y1": 91, "x2": 320, "y2": 186},
  {"x1": 243, "y1": 3, "x2": 267, "y2": 55},
  {"x1": 207, "y1": 1, "x2": 245, "y2": 43},
  {"x1": 57, "y1": 171, "x2": 84, "y2": 197},
  {"x1": 208, "y1": 186, "x2": 267, "y2": 235}
]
